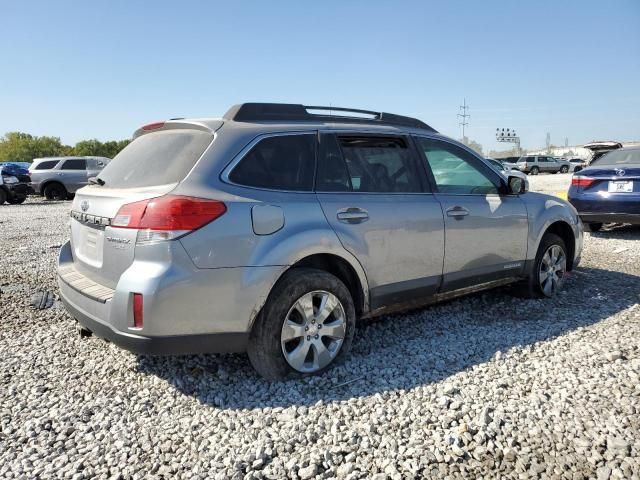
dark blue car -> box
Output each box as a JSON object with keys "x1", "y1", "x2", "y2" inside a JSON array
[{"x1": 568, "y1": 147, "x2": 640, "y2": 231}]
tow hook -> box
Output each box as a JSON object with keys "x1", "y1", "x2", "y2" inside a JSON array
[{"x1": 76, "y1": 324, "x2": 93, "y2": 339}]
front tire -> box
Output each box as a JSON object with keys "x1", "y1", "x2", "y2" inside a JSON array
[
  {"x1": 0, "y1": 189, "x2": 6, "y2": 205},
  {"x1": 513, "y1": 233, "x2": 568, "y2": 299},
  {"x1": 588, "y1": 222, "x2": 603, "y2": 232},
  {"x1": 560, "y1": 166, "x2": 569, "y2": 173},
  {"x1": 529, "y1": 166, "x2": 539, "y2": 175},
  {"x1": 247, "y1": 268, "x2": 356, "y2": 381}
]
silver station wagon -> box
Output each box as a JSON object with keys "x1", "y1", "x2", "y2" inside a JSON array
[{"x1": 58, "y1": 103, "x2": 583, "y2": 379}]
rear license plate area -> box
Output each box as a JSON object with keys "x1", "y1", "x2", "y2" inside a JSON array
[{"x1": 608, "y1": 181, "x2": 633, "y2": 193}]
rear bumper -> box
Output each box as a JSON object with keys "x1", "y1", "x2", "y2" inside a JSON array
[
  {"x1": 578, "y1": 213, "x2": 640, "y2": 225},
  {"x1": 5, "y1": 183, "x2": 29, "y2": 196},
  {"x1": 57, "y1": 240, "x2": 282, "y2": 355},
  {"x1": 60, "y1": 290, "x2": 248, "y2": 354}
]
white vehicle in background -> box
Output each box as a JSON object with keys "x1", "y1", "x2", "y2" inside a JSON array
[
  {"x1": 486, "y1": 158, "x2": 529, "y2": 189},
  {"x1": 568, "y1": 158, "x2": 587, "y2": 172}
]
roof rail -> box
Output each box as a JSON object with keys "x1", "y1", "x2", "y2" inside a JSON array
[{"x1": 223, "y1": 103, "x2": 436, "y2": 132}]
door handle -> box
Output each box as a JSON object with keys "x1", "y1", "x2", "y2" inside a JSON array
[
  {"x1": 337, "y1": 207, "x2": 369, "y2": 224},
  {"x1": 446, "y1": 206, "x2": 469, "y2": 218}
]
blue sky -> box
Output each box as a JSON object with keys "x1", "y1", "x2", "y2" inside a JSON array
[{"x1": 1, "y1": 0, "x2": 639, "y2": 151}]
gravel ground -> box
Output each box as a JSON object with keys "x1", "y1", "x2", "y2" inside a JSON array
[
  {"x1": 527, "y1": 173, "x2": 573, "y2": 196},
  {"x1": 1, "y1": 198, "x2": 639, "y2": 480}
]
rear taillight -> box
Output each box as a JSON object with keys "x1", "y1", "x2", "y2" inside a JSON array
[
  {"x1": 133, "y1": 293, "x2": 143, "y2": 328},
  {"x1": 571, "y1": 176, "x2": 596, "y2": 188},
  {"x1": 112, "y1": 195, "x2": 226, "y2": 243}
]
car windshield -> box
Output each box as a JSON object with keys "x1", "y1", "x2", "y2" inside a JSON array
[{"x1": 591, "y1": 149, "x2": 640, "y2": 166}]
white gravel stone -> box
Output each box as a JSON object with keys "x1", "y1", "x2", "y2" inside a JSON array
[{"x1": 1, "y1": 199, "x2": 640, "y2": 479}]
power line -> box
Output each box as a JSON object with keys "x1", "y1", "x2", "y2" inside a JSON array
[{"x1": 457, "y1": 98, "x2": 470, "y2": 140}]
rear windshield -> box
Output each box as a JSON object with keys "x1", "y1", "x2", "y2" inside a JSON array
[
  {"x1": 97, "y1": 129, "x2": 212, "y2": 188},
  {"x1": 591, "y1": 149, "x2": 640, "y2": 166}
]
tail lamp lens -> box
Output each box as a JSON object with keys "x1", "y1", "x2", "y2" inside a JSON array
[
  {"x1": 112, "y1": 196, "x2": 226, "y2": 241},
  {"x1": 133, "y1": 293, "x2": 143, "y2": 328},
  {"x1": 571, "y1": 177, "x2": 596, "y2": 188}
]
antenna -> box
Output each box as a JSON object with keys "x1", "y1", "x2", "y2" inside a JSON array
[{"x1": 457, "y1": 98, "x2": 470, "y2": 141}]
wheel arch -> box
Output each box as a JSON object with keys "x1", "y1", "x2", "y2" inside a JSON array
[
  {"x1": 542, "y1": 220, "x2": 576, "y2": 270},
  {"x1": 248, "y1": 251, "x2": 369, "y2": 330},
  {"x1": 40, "y1": 180, "x2": 67, "y2": 195},
  {"x1": 291, "y1": 253, "x2": 367, "y2": 317}
]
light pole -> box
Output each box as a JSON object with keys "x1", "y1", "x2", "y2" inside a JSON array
[{"x1": 495, "y1": 128, "x2": 521, "y2": 155}]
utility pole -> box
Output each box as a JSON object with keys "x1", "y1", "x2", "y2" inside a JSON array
[{"x1": 457, "y1": 98, "x2": 470, "y2": 143}]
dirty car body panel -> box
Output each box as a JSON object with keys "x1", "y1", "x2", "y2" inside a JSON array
[{"x1": 57, "y1": 103, "x2": 583, "y2": 360}]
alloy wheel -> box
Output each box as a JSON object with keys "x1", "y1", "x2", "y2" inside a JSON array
[
  {"x1": 538, "y1": 245, "x2": 566, "y2": 296},
  {"x1": 280, "y1": 290, "x2": 347, "y2": 373}
]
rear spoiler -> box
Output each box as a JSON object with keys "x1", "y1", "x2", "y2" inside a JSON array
[{"x1": 132, "y1": 120, "x2": 223, "y2": 139}]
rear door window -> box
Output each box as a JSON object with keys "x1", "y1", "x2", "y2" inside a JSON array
[
  {"x1": 98, "y1": 129, "x2": 212, "y2": 188},
  {"x1": 229, "y1": 134, "x2": 316, "y2": 191},
  {"x1": 328, "y1": 135, "x2": 423, "y2": 193},
  {"x1": 33, "y1": 160, "x2": 59, "y2": 170},
  {"x1": 60, "y1": 159, "x2": 87, "y2": 170}
]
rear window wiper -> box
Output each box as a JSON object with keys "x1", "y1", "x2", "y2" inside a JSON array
[{"x1": 89, "y1": 177, "x2": 106, "y2": 186}]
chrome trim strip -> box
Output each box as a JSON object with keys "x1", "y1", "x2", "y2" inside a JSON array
[{"x1": 70, "y1": 210, "x2": 111, "y2": 228}]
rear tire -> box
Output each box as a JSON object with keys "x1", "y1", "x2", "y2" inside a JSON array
[
  {"x1": 512, "y1": 233, "x2": 568, "y2": 299},
  {"x1": 44, "y1": 183, "x2": 67, "y2": 201},
  {"x1": 588, "y1": 223, "x2": 603, "y2": 232},
  {"x1": 0, "y1": 189, "x2": 6, "y2": 205},
  {"x1": 530, "y1": 166, "x2": 539, "y2": 175},
  {"x1": 247, "y1": 268, "x2": 356, "y2": 381},
  {"x1": 560, "y1": 166, "x2": 569, "y2": 173}
]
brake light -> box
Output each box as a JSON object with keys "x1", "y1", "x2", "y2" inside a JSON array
[
  {"x1": 112, "y1": 195, "x2": 226, "y2": 242},
  {"x1": 133, "y1": 293, "x2": 143, "y2": 328},
  {"x1": 141, "y1": 121, "x2": 165, "y2": 131},
  {"x1": 571, "y1": 177, "x2": 596, "y2": 188}
]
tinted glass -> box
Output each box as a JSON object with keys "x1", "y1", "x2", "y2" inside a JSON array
[
  {"x1": 337, "y1": 136, "x2": 422, "y2": 193},
  {"x1": 415, "y1": 137, "x2": 499, "y2": 195},
  {"x1": 487, "y1": 159, "x2": 505, "y2": 171},
  {"x1": 60, "y1": 159, "x2": 87, "y2": 170},
  {"x1": 230, "y1": 134, "x2": 315, "y2": 191},
  {"x1": 33, "y1": 160, "x2": 59, "y2": 170},
  {"x1": 98, "y1": 129, "x2": 212, "y2": 188},
  {"x1": 591, "y1": 149, "x2": 640, "y2": 166},
  {"x1": 316, "y1": 134, "x2": 351, "y2": 191}
]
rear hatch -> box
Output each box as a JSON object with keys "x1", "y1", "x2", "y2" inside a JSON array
[
  {"x1": 69, "y1": 121, "x2": 221, "y2": 288},
  {"x1": 584, "y1": 141, "x2": 623, "y2": 164}
]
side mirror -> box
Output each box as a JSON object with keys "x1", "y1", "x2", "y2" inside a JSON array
[{"x1": 507, "y1": 175, "x2": 528, "y2": 194}]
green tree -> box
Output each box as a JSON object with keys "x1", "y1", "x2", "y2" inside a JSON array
[
  {"x1": 0, "y1": 132, "x2": 68, "y2": 162},
  {"x1": 71, "y1": 138, "x2": 130, "y2": 158}
]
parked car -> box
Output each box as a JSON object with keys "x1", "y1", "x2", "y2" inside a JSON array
[
  {"x1": 0, "y1": 163, "x2": 33, "y2": 191},
  {"x1": 486, "y1": 158, "x2": 529, "y2": 188},
  {"x1": 29, "y1": 156, "x2": 111, "y2": 200},
  {"x1": 516, "y1": 155, "x2": 571, "y2": 175},
  {"x1": 499, "y1": 157, "x2": 519, "y2": 170},
  {"x1": 568, "y1": 147, "x2": 640, "y2": 231},
  {"x1": 583, "y1": 141, "x2": 623, "y2": 165},
  {"x1": 58, "y1": 103, "x2": 583, "y2": 379},
  {"x1": 0, "y1": 169, "x2": 30, "y2": 205},
  {"x1": 569, "y1": 158, "x2": 587, "y2": 173}
]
